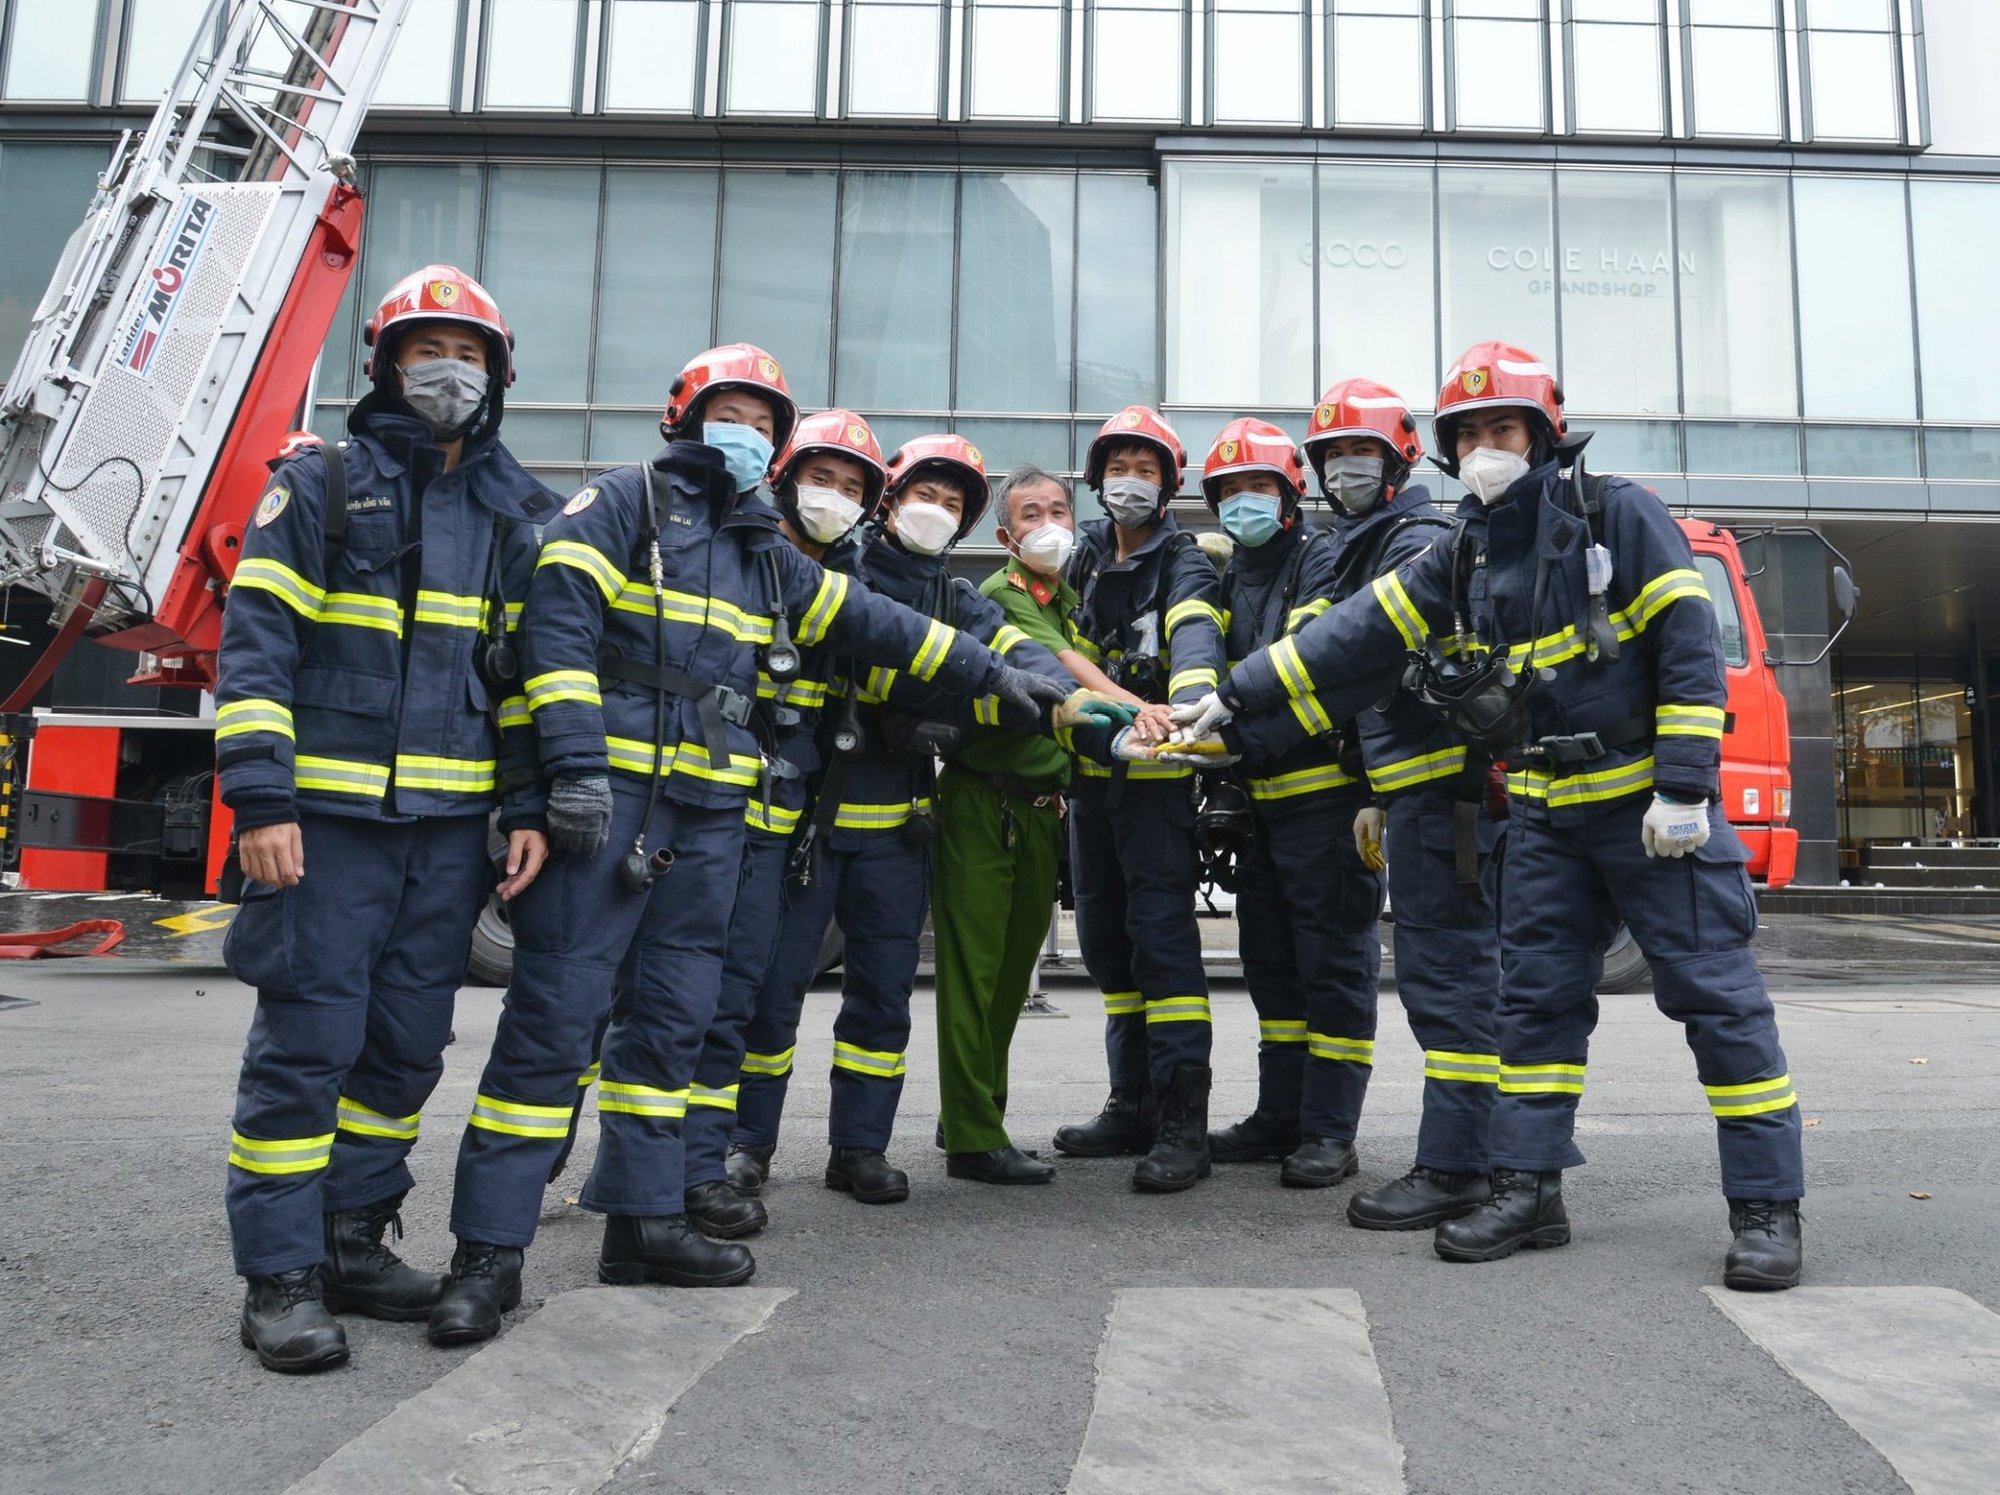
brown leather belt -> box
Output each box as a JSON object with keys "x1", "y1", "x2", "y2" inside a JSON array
[{"x1": 946, "y1": 763, "x2": 1062, "y2": 810}]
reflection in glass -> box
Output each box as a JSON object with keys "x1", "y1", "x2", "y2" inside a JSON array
[
  {"x1": 1689, "y1": 553, "x2": 1747, "y2": 665},
  {"x1": 958, "y1": 173, "x2": 1073, "y2": 411},
  {"x1": 1092, "y1": 6, "x2": 1182, "y2": 121},
  {"x1": 727, "y1": 1, "x2": 820, "y2": 114},
  {"x1": 3, "y1": 0, "x2": 93, "y2": 99},
  {"x1": 1793, "y1": 177, "x2": 1913, "y2": 420},
  {"x1": 1569, "y1": 418, "x2": 1680, "y2": 475},
  {"x1": 1437, "y1": 167, "x2": 1556, "y2": 369},
  {"x1": 836, "y1": 172, "x2": 956, "y2": 410},
  {"x1": 375, "y1": 0, "x2": 457, "y2": 107},
  {"x1": 718, "y1": 170, "x2": 837, "y2": 405},
  {"x1": 1166, "y1": 162, "x2": 1312, "y2": 406},
  {"x1": 1690, "y1": 24, "x2": 1780, "y2": 136},
  {"x1": 971, "y1": 5, "x2": 1063, "y2": 119},
  {"x1": 1924, "y1": 428, "x2": 2000, "y2": 482},
  {"x1": 848, "y1": 2, "x2": 941, "y2": 116},
  {"x1": 484, "y1": 0, "x2": 578, "y2": 109},
  {"x1": 1333, "y1": 15, "x2": 1423, "y2": 128},
  {"x1": 1318, "y1": 164, "x2": 1435, "y2": 407},
  {"x1": 1556, "y1": 170, "x2": 1676, "y2": 413},
  {"x1": 1076, "y1": 174, "x2": 1160, "y2": 411},
  {"x1": 1571, "y1": 22, "x2": 1661, "y2": 134},
  {"x1": 1911, "y1": 181, "x2": 2000, "y2": 423},
  {"x1": 1453, "y1": 19, "x2": 1542, "y2": 130},
  {"x1": 1675, "y1": 173, "x2": 1797, "y2": 419},
  {"x1": 1213, "y1": 7, "x2": 1303, "y2": 127},
  {"x1": 483, "y1": 167, "x2": 597, "y2": 403},
  {"x1": 347, "y1": 164, "x2": 484, "y2": 398},
  {"x1": 1807, "y1": 30, "x2": 1898, "y2": 140},
  {"x1": 597, "y1": 168, "x2": 719, "y2": 405},
  {"x1": 125, "y1": 0, "x2": 213, "y2": 104},
  {"x1": 606, "y1": 1, "x2": 700, "y2": 112},
  {"x1": 1804, "y1": 424, "x2": 1918, "y2": 479},
  {"x1": 1836, "y1": 679, "x2": 1976, "y2": 845},
  {"x1": 1683, "y1": 420, "x2": 1799, "y2": 475}
]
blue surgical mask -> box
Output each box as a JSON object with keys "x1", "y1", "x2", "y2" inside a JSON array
[
  {"x1": 1219, "y1": 493, "x2": 1283, "y2": 547},
  {"x1": 703, "y1": 421, "x2": 775, "y2": 493}
]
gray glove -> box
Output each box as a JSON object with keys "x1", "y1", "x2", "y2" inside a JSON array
[
  {"x1": 992, "y1": 665, "x2": 1073, "y2": 720},
  {"x1": 546, "y1": 774, "x2": 613, "y2": 858}
]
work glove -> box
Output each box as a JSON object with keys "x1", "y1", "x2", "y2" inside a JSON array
[
  {"x1": 993, "y1": 665, "x2": 1072, "y2": 720},
  {"x1": 1640, "y1": 794, "x2": 1711, "y2": 859},
  {"x1": 1109, "y1": 728, "x2": 1158, "y2": 763},
  {"x1": 1354, "y1": 805, "x2": 1387, "y2": 872},
  {"x1": 1052, "y1": 688, "x2": 1138, "y2": 732},
  {"x1": 1168, "y1": 690, "x2": 1234, "y2": 744},
  {"x1": 1194, "y1": 531, "x2": 1236, "y2": 568},
  {"x1": 546, "y1": 774, "x2": 614, "y2": 859},
  {"x1": 1156, "y1": 738, "x2": 1241, "y2": 768}
]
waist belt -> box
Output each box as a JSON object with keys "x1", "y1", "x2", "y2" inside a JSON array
[
  {"x1": 598, "y1": 650, "x2": 753, "y2": 764},
  {"x1": 1512, "y1": 712, "x2": 1651, "y2": 772},
  {"x1": 947, "y1": 762, "x2": 1061, "y2": 810}
]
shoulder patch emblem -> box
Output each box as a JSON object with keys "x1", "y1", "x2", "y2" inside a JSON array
[
  {"x1": 563, "y1": 486, "x2": 599, "y2": 516},
  {"x1": 255, "y1": 487, "x2": 290, "y2": 527}
]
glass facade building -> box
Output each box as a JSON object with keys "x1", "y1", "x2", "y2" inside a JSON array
[{"x1": 4, "y1": 0, "x2": 2000, "y2": 878}]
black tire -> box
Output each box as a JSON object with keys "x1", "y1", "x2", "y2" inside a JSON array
[
  {"x1": 1598, "y1": 922, "x2": 1652, "y2": 993},
  {"x1": 816, "y1": 921, "x2": 844, "y2": 978},
  {"x1": 466, "y1": 824, "x2": 516, "y2": 988}
]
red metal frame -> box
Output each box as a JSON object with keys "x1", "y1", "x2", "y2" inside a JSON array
[{"x1": 17, "y1": 725, "x2": 121, "y2": 890}]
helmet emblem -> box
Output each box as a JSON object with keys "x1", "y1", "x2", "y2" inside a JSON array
[
  {"x1": 1315, "y1": 403, "x2": 1336, "y2": 428},
  {"x1": 1461, "y1": 368, "x2": 1489, "y2": 397},
  {"x1": 1218, "y1": 440, "x2": 1239, "y2": 463},
  {"x1": 758, "y1": 357, "x2": 781, "y2": 381},
  {"x1": 428, "y1": 281, "x2": 459, "y2": 308},
  {"x1": 1121, "y1": 410, "x2": 1143, "y2": 427},
  {"x1": 963, "y1": 444, "x2": 982, "y2": 467},
  {"x1": 846, "y1": 423, "x2": 869, "y2": 447}
]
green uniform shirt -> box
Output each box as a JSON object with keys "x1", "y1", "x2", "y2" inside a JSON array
[{"x1": 950, "y1": 559, "x2": 1080, "y2": 789}]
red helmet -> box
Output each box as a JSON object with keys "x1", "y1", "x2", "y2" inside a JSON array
[
  {"x1": 1201, "y1": 418, "x2": 1306, "y2": 510},
  {"x1": 1085, "y1": 406, "x2": 1186, "y2": 494},
  {"x1": 364, "y1": 265, "x2": 515, "y2": 385},
  {"x1": 662, "y1": 342, "x2": 799, "y2": 453},
  {"x1": 1433, "y1": 341, "x2": 1565, "y2": 476},
  {"x1": 886, "y1": 433, "x2": 990, "y2": 542},
  {"x1": 275, "y1": 430, "x2": 323, "y2": 460},
  {"x1": 1304, "y1": 378, "x2": 1423, "y2": 472},
  {"x1": 771, "y1": 409, "x2": 889, "y2": 519}
]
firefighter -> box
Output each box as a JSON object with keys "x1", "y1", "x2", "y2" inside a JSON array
[
  {"x1": 1171, "y1": 344, "x2": 1805, "y2": 1289},
  {"x1": 728, "y1": 436, "x2": 1080, "y2": 1204},
  {"x1": 1182, "y1": 420, "x2": 1386, "y2": 1188},
  {"x1": 1054, "y1": 407, "x2": 1228, "y2": 1193},
  {"x1": 434, "y1": 349, "x2": 1080, "y2": 1344},
  {"x1": 217, "y1": 265, "x2": 557, "y2": 1373}
]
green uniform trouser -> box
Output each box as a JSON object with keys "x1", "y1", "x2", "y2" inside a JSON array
[{"x1": 932, "y1": 767, "x2": 1063, "y2": 1154}]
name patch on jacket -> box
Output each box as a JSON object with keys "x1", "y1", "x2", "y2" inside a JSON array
[{"x1": 347, "y1": 495, "x2": 394, "y2": 514}]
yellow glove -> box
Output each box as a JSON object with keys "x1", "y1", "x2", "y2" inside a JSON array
[
  {"x1": 1354, "y1": 805, "x2": 1387, "y2": 873},
  {"x1": 1156, "y1": 737, "x2": 1241, "y2": 768},
  {"x1": 1053, "y1": 688, "x2": 1138, "y2": 732}
]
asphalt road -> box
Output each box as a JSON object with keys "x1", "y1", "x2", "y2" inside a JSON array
[{"x1": 2, "y1": 910, "x2": 1997, "y2": 1494}]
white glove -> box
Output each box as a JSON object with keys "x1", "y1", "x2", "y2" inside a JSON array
[
  {"x1": 1168, "y1": 690, "x2": 1233, "y2": 744},
  {"x1": 1354, "y1": 806, "x2": 1386, "y2": 872},
  {"x1": 1110, "y1": 727, "x2": 1158, "y2": 763},
  {"x1": 1641, "y1": 795, "x2": 1710, "y2": 859}
]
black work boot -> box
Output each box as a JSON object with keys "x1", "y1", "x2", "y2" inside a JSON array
[
  {"x1": 1280, "y1": 1137, "x2": 1359, "y2": 1189},
  {"x1": 320, "y1": 1194, "x2": 445, "y2": 1321},
  {"x1": 1208, "y1": 1107, "x2": 1303, "y2": 1163},
  {"x1": 600, "y1": 1214, "x2": 756, "y2": 1286},
  {"x1": 725, "y1": 1145, "x2": 772, "y2": 1196},
  {"x1": 1347, "y1": 1166, "x2": 1492, "y2": 1231},
  {"x1": 686, "y1": 1179, "x2": 769, "y2": 1239},
  {"x1": 427, "y1": 1240, "x2": 524, "y2": 1347},
  {"x1": 1133, "y1": 1065, "x2": 1213, "y2": 1194},
  {"x1": 824, "y1": 1147, "x2": 910, "y2": 1204},
  {"x1": 240, "y1": 1267, "x2": 348, "y2": 1374},
  {"x1": 1053, "y1": 1088, "x2": 1158, "y2": 1158},
  {"x1": 1433, "y1": 1169, "x2": 1570, "y2": 1262},
  {"x1": 1724, "y1": 1199, "x2": 1803, "y2": 1291}
]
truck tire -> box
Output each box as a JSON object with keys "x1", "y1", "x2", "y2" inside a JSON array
[
  {"x1": 466, "y1": 826, "x2": 516, "y2": 988},
  {"x1": 1598, "y1": 922, "x2": 1652, "y2": 993}
]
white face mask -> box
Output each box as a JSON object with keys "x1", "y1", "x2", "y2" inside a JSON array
[
  {"x1": 1458, "y1": 446, "x2": 1532, "y2": 505},
  {"x1": 794, "y1": 485, "x2": 863, "y2": 544},
  {"x1": 1015, "y1": 521, "x2": 1075, "y2": 577},
  {"x1": 893, "y1": 500, "x2": 960, "y2": 556}
]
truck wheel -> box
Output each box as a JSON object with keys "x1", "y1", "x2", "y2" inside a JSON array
[
  {"x1": 466, "y1": 825, "x2": 517, "y2": 988},
  {"x1": 816, "y1": 922, "x2": 844, "y2": 978},
  {"x1": 1598, "y1": 922, "x2": 1652, "y2": 993}
]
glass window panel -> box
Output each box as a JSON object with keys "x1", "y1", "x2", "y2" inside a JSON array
[
  {"x1": 606, "y1": 2, "x2": 700, "y2": 111},
  {"x1": 835, "y1": 171, "x2": 956, "y2": 410},
  {"x1": 1912, "y1": 181, "x2": 2000, "y2": 424},
  {"x1": 1690, "y1": 26, "x2": 1780, "y2": 136},
  {"x1": 1568, "y1": 418, "x2": 1680, "y2": 474},
  {"x1": 311, "y1": 403, "x2": 351, "y2": 446},
  {"x1": 596, "y1": 167, "x2": 718, "y2": 405},
  {"x1": 484, "y1": 0, "x2": 578, "y2": 108},
  {"x1": 124, "y1": 0, "x2": 212, "y2": 104},
  {"x1": 1334, "y1": 0, "x2": 1419, "y2": 13},
  {"x1": 861, "y1": 415, "x2": 940, "y2": 458},
  {"x1": 1160, "y1": 409, "x2": 1302, "y2": 495},
  {"x1": 1333, "y1": 16, "x2": 1423, "y2": 128},
  {"x1": 1792, "y1": 177, "x2": 1913, "y2": 420},
  {"x1": 1804, "y1": 424, "x2": 1918, "y2": 478},
  {"x1": 530, "y1": 466, "x2": 588, "y2": 494},
  {"x1": 957, "y1": 173, "x2": 1073, "y2": 412},
  {"x1": 1457, "y1": 0, "x2": 1537, "y2": 15},
  {"x1": 1573, "y1": 0, "x2": 1655, "y2": 18},
  {"x1": 1214, "y1": 12, "x2": 1302, "y2": 126},
  {"x1": 375, "y1": 0, "x2": 457, "y2": 107},
  {"x1": 971, "y1": 6, "x2": 1063, "y2": 118},
  {"x1": 589, "y1": 409, "x2": 664, "y2": 463},
  {"x1": 0, "y1": 143, "x2": 109, "y2": 370},
  {"x1": 717, "y1": 170, "x2": 837, "y2": 406},
  {"x1": 1683, "y1": 420, "x2": 1799, "y2": 475},
  {"x1": 1317, "y1": 163, "x2": 1435, "y2": 408},
  {"x1": 1555, "y1": 170, "x2": 1676, "y2": 413},
  {"x1": 848, "y1": 2, "x2": 940, "y2": 116},
  {"x1": 953, "y1": 418, "x2": 1074, "y2": 479},
  {"x1": 1572, "y1": 23, "x2": 1661, "y2": 133},
  {"x1": 1807, "y1": 0, "x2": 1890, "y2": 28},
  {"x1": 1454, "y1": 20, "x2": 1543, "y2": 130},
  {"x1": 1075, "y1": 173, "x2": 1160, "y2": 411},
  {"x1": 1675, "y1": 173, "x2": 1798, "y2": 419},
  {"x1": 1688, "y1": 0, "x2": 1769, "y2": 21},
  {"x1": 3, "y1": 0, "x2": 93, "y2": 98},
  {"x1": 483, "y1": 167, "x2": 598, "y2": 404},
  {"x1": 501, "y1": 409, "x2": 588, "y2": 461},
  {"x1": 347, "y1": 163, "x2": 484, "y2": 398},
  {"x1": 1807, "y1": 31, "x2": 1898, "y2": 140},
  {"x1": 1092, "y1": 9, "x2": 1181, "y2": 121},
  {"x1": 1437, "y1": 167, "x2": 1557, "y2": 373},
  {"x1": 1166, "y1": 161, "x2": 1312, "y2": 406},
  {"x1": 1924, "y1": 428, "x2": 2000, "y2": 482},
  {"x1": 727, "y1": 2, "x2": 819, "y2": 114}
]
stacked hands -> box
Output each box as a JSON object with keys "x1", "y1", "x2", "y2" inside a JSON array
[{"x1": 1110, "y1": 688, "x2": 1239, "y2": 767}]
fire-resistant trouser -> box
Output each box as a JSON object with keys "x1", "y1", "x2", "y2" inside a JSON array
[
  {"x1": 931, "y1": 768, "x2": 1063, "y2": 1154},
  {"x1": 448, "y1": 780, "x2": 745, "y2": 1245},
  {"x1": 1070, "y1": 776, "x2": 1211, "y2": 1099},
  {"x1": 1236, "y1": 786, "x2": 1385, "y2": 1144},
  {"x1": 224, "y1": 811, "x2": 491, "y2": 1277},
  {"x1": 734, "y1": 829, "x2": 931, "y2": 1155},
  {"x1": 681, "y1": 826, "x2": 791, "y2": 1187},
  {"x1": 1385, "y1": 788, "x2": 1503, "y2": 1173},
  {"x1": 1489, "y1": 796, "x2": 1804, "y2": 1199}
]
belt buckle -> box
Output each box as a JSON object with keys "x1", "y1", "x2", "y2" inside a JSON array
[{"x1": 717, "y1": 687, "x2": 752, "y2": 727}]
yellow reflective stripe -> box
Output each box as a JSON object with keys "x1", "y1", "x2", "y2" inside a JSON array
[
  {"x1": 336, "y1": 1096, "x2": 420, "y2": 1141},
  {"x1": 1423, "y1": 1050, "x2": 1501, "y2": 1084},
  {"x1": 910, "y1": 618, "x2": 954, "y2": 682},
  {"x1": 1076, "y1": 757, "x2": 1192, "y2": 780},
  {"x1": 1368, "y1": 745, "x2": 1468, "y2": 794},
  {"x1": 832, "y1": 798, "x2": 934, "y2": 831},
  {"x1": 857, "y1": 665, "x2": 899, "y2": 705},
  {"x1": 394, "y1": 754, "x2": 497, "y2": 794},
  {"x1": 228, "y1": 1130, "x2": 334, "y2": 1174},
  {"x1": 972, "y1": 695, "x2": 1003, "y2": 726},
  {"x1": 1287, "y1": 596, "x2": 1333, "y2": 632},
  {"x1": 215, "y1": 699, "x2": 294, "y2": 740},
  {"x1": 831, "y1": 1041, "x2": 907, "y2": 1078},
  {"x1": 1074, "y1": 635, "x2": 1103, "y2": 662},
  {"x1": 505, "y1": 600, "x2": 524, "y2": 633},
  {"x1": 1287, "y1": 691, "x2": 1338, "y2": 737},
  {"x1": 1268, "y1": 636, "x2": 1315, "y2": 699},
  {"x1": 468, "y1": 1093, "x2": 575, "y2": 1137},
  {"x1": 798, "y1": 570, "x2": 849, "y2": 645},
  {"x1": 295, "y1": 755, "x2": 390, "y2": 797},
  {"x1": 1308, "y1": 1032, "x2": 1375, "y2": 1065},
  {"x1": 1145, "y1": 994, "x2": 1212, "y2": 1025},
  {"x1": 1259, "y1": 1019, "x2": 1309, "y2": 1044},
  {"x1": 578, "y1": 1062, "x2": 602, "y2": 1087},
  {"x1": 413, "y1": 589, "x2": 485, "y2": 628},
  {"x1": 232, "y1": 557, "x2": 326, "y2": 618},
  {"x1": 598, "y1": 1081, "x2": 690, "y2": 1118},
  {"x1": 539, "y1": 539, "x2": 625, "y2": 602},
  {"x1": 1164, "y1": 598, "x2": 1224, "y2": 638},
  {"x1": 745, "y1": 797, "x2": 802, "y2": 835},
  {"x1": 741, "y1": 1047, "x2": 796, "y2": 1077},
  {"x1": 1657, "y1": 703, "x2": 1727, "y2": 739},
  {"x1": 689, "y1": 1084, "x2": 739, "y2": 1111},
  {"x1": 762, "y1": 675, "x2": 828, "y2": 708},
  {"x1": 990, "y1": 623, "x2": 1031, "y2": 654},
  {"x1": 1625, "y1": 567, "x2": 1709, "y2": 629},
  {"x1": 1103, "y1": 990, "x2": 1144, "y2": 1017},
  {"x1": 1373, "y1": 572, "x2": 1428, "y2": 651},
  {"x1": 1245, "y1": 762, "x2": 1357, "y2": 800},
  {"x1": 1507, "y1": 755, "x2": 1656, "y2": 808},
  {"x1": 497, "y1": 695, "x2": 531, "y2": 730},
  {"x1": 609, "y1": 584, "x2": 775, "y2": 644},
  {"x1": 525, "y1": 669, "x2": 603, "y2": 712},
  {"x1": 1168, "y1": 667, "x2": 1218, "y2": 696},
  {"x1": 1705, "y1": 1074, "x2": 1798, "y2": 1117},
  {"x1": 604, "y1": 736, "x2": 764, "y2": 786},
  {"x1": 319, "y1": 591, "x2": 404, "y2": 634},
  {"x1": 1498, "y1": 1061, "x2": 1587, "y2": 1095}
]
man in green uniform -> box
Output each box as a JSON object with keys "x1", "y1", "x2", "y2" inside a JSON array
[{"x1": 933, "y1": 466, "x2": 1134, "y2": 1184}]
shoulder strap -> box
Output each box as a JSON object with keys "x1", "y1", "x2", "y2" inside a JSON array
[{"x1": 319, "y1": 441, "x2": 349, "y2": 576}]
